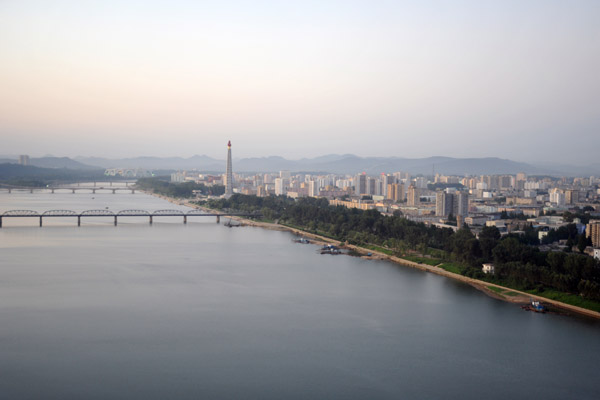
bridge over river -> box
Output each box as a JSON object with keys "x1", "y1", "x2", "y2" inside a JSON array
[
  {"x1": 0, "y1": 184, "x2": 136, "y2": 194},
  {"x1": 0, "y1": 209, "x2": 260, "y2": 227}
]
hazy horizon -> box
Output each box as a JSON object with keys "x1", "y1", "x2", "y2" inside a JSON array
[
  {"x1": 1, "y1": 1, "x2": 599, "y2": 163},
  {"x1": 3, "y1": 151, "x2": 600, "y2": 172}
]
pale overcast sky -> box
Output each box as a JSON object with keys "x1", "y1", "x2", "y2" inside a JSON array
[{"x1": 1, "y1": 0, "x2": 598, "y2": 163}]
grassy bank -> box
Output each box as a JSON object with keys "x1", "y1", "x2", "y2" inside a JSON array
[
  {"x1": 526, "y1": 289, "x2": 600, "y2": 313},
  {"x1": 359, "y1": 244, "x2": 394, "y2": 256},
  {"x1": 402, "y1": 255, "x2": 441, "y2": 266}
]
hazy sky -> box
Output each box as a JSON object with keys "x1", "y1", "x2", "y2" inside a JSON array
[{"x1": 1, "y1": 1, "x2": 599, "y2": 163}]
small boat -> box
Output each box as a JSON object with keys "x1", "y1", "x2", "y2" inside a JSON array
[
  {"x1": 293, "y1": 237, "x2": 310, "y2": 244},
  {"x1": 320, "y1": 244, "x2": 341, "y2": 255},
  {"x1": 521, "y1": 298, "x2": 546, "y2": 313},
  {"x1": 224, "y1": 219, "x2": 241, "y2": 227},
  {"x1": 530, "y1": 299, "x2": 546, "y2": 313}
]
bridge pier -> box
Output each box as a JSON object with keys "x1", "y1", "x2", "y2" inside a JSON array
[
  {"x1": 149, "y1": 216, "x2": 153, "y2": 225},
  {"x1": 51, "y1": 189, "x2": 54, "y2": 194},
  {"x1": 0, "y1": 216, "x2": 2, "y2": 228},
  {"x1": 131, "y1": 189, "x2": 135, "y2": 194},
  {"x1": 8, "y1": 189, "x2": 10, "y2": 193},
  {"x1": 78, "y1": 216, "x2": 81, "y2": 226},
  {"x1": 72, "y1": 189, "x2": 75, "y2": 194},
  {"x1": 114, "y1": 216, "x2": 118, "y2": 226},
  {"x1": 30, "y1": 189, "x2": 33, "y2": 193},
  {"x1": 216, "y1": 215, "x2": 220, "y2": 223},
  {"x1": 92, "y1": 189, "x2": 96, "y2": 194},
  {"x1": 39, "y1": 216, "x2": 43, "y2": 227},
  {"x1": 112, "y1": 189, "x2": 116, "y2": 194},
  {"x1": 183, "y1": 215, "x2": 187, "y2": 224}
]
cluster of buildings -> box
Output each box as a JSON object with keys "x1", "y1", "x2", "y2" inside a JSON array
[
  {"x1": 167, "y1": 143, "x2": 600, "y2": 259},
  {"x1": 104, "y1": 168, "x2": 152, "y2": 178},
  {"x1": 211, "y1": 171, "x2": 600, "y2": 258}
]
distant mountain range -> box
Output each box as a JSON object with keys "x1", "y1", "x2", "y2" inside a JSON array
[
  {"x1": 0, "y1": 157, "x2": 101, "y2": 170},
  {"x1": 73, "y1": 155, "x2": 224, "y2": 171},
  {"x1": 0, "y1": 163, "x2": 106, "y2": 183},
  {"x1": 1, "y1": 154, "x2": 598, "y2": 176},
  {"x1": 72, "y1": 154, "x2": 600, "y2": 176}
]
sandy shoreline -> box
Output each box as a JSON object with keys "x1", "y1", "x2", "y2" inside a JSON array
[{"x1": 145, "y1": 190, "x2": 600, "y2": 320}]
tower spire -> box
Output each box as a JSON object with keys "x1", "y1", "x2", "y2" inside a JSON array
[{"x1": 225, "y1": 140, "x2": 233, "y2": 198}]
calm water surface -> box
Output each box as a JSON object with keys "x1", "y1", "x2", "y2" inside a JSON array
[{"x1": 1, "y1": 192, "x2": 599, "y2": 399}]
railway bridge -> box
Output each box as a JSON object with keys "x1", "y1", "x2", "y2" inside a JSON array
[{"x1": 0, "y1": 209, "x2": 260, "y2": 227}]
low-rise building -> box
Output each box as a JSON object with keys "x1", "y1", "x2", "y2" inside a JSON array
[
  {"x1": 464, "y1": 215, "x2": 489, "y2": 226},
  {"x1": 482, "y1": 263, "x2": 495, "y2": 274},
  {"x1": 171, "y1": 172, "x2": 186, "y2": 183},
  {"x1": 329, "y1": 199, "x2": 376, "y2": 210}
]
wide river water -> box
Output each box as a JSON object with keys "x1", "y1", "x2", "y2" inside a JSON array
[{"x1": 1, "y1": 189, "x2": 599, "y2": 399}]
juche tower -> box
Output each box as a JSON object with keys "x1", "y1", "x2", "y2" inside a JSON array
[{"x1": 224, "y1": 140, "x2": 233, "y2": 198}]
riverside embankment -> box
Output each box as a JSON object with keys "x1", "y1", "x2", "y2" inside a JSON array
[
  {"x1": 246, "y1": 218, "x2": 600, "y2": 319},
  {"x1": 144, "y1": 191, "x2": 600, "y2": 320}
]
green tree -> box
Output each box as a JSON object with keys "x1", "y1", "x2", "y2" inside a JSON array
[
  {"x1": 478, "y1": 226, "x2": 501, "y2": 261},
  {"x1": 577, "y1": 234, "x2": 588, "y2": 253}
]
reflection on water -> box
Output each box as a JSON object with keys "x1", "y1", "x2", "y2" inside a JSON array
[{"x1": 1, "y1": 193, "x2": 599, "y2": 400}]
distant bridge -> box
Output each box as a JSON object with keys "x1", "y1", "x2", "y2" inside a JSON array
[
  {"x1": 0, "y1": 186, "x2": 136, "y2": 194},
  {"x1": 0, "y1": 182, "x2": 137, "y2": 194},
  {"x1": 0, "y1": 209, "x2": 261, "y2": 227}
]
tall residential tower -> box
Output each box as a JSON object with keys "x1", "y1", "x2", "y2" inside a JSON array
[{"x1": 224, "y1": 140, "x2": 233, "y2": 198}]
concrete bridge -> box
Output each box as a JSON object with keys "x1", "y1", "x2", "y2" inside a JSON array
[
  {"x1": 0, "y1": 187, "x2": 136, "y2": 194},
  {"x1": 0, "y1": 209, "x2": 261, "y2": 227}
]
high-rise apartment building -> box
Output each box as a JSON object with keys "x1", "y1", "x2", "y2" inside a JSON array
[
  {"x1": 308, "y1": 180, "x2": 320, "y2": 197},
  {"x1": 516, "y1": 172, "x2": 527, "y2": 190},
  {"x1": 386, "y1": 183, "x2": 404, "y2": 203},
  {"x1": 366, "y1": 177, "x2": 377, "y2": 195},
  {"x1": 565, "y1": 190, "x2": 580, "y2": 205},
  {"x1": 454, "y1": 191, "x2": 469, "y2": 216},
  {"x1": 587, "y1": 220, "x2": 600, "y2": 248},
  {"x1": 382, "y1": 174, "x2": 395, "y2": 197},
  {"x1": 18, "y1": 155, "x2": 30, "y2": 166},
  {"x1": 275, "y1": 178, "x2": 285, "y2": 196},
  {"x1": 549, "y1": 188, "x2": 565, "y2": 206},
  {"x1": 436, "y1": 190, "x2": 468, "y2": 217},
  {"x1": 436, "y1": 191, "x2": 453, "y2": 217},
  {"x1": 407, "y1": 185, "x2": 420, "y2": 206},
  {"x1": 355, "y1": 173, "x2": 367, "y2": 195},
  {"x1": 484, "y1": 175, "x2": 500, "y2": 191},
  {"x1": 499, "y1": 175, "x2": 513, "y2": 190},
  {"x1": 415, "y1": 177, "x2": 428, "y2": 189}
]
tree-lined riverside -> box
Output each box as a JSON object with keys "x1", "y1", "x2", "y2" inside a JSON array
[
  {"x1": 136, "y1": 177, "x2": 225, "y2": 198},
  {"x1": 202, "y1": 194, "x2": 600, "y2": 311}
]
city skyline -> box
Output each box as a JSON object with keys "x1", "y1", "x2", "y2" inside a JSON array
[{"x1": 1, "y1": 1, "x2": 599, "y2": 163}]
